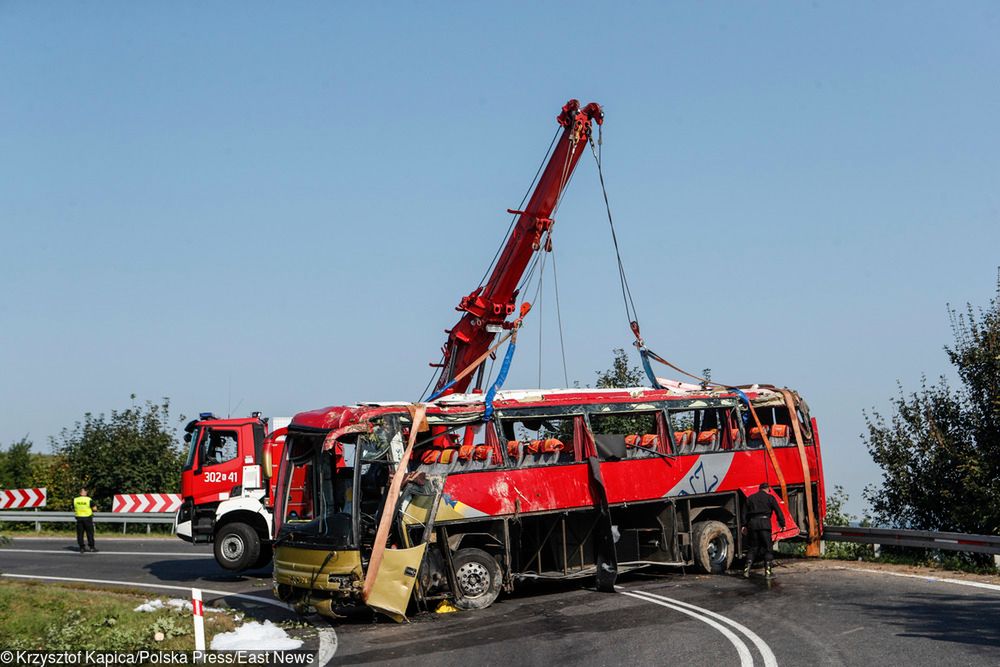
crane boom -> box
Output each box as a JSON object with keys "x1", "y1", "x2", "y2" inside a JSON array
[{"x1": 432, "y1": 99, "x2": 603, "y2": 395}]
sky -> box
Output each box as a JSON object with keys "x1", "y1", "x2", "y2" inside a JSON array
[{"x1": 2, "y1": 2, "x2": 998, "y2": 515}]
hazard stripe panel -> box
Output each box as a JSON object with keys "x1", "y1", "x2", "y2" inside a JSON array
[
  {"x1": 112, "y1": 493, "x2": 182, "y2": 513},
  {"x1": 0, "y1": 487, "x2": 47, "y2": 509}
]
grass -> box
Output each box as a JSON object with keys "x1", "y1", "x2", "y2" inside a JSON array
[{"x1": 0, "y1": 580, "x2": 241, "y2": 651}]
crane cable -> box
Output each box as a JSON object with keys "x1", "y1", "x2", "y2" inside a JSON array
[{"x1": 588, "y1": 129, "x2": 792, "y2": 506}]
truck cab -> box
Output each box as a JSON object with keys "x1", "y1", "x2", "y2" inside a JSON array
[{"x1": 176, "y1": 412, "x2": 288, "y2": 570}]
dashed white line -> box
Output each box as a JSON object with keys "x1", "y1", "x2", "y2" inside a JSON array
[{"x1": 619, "y1": 589, "x2": 755, "y2": 667}]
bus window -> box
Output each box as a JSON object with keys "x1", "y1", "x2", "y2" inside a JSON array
[
  {"x1": 747, "y1": 407, "x2": 795, "y2": 447},
  {"x1": 668, "y1": 408, "x2": 739, "y2": 454},
  {"x1": 499, "y1": 416, "x2": 576, "y2": 467},
  {"x1": 589, "y1": 411, "x2": 660, "y2": 460},
  {"x1": 414, "y1": 422, "x2": 503, "y2": 474}
]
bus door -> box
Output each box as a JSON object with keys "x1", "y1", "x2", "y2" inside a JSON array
[{"x1": 366, "y1": 473, "x2": 446, "y2": 621}]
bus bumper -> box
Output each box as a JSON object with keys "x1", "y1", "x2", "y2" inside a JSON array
[{"x1": 273, "y1": 545, "x2": 364, "y2": 616}]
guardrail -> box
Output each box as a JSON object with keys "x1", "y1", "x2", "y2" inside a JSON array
[
  {"x1": 823, "y1": 525, "x2": 1000, "y2": 556},
  {"x1": 0, "y1": 511, "x2": 175, "y2": 533}
]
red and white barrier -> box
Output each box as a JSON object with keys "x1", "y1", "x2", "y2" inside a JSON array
[
  {"x1": 112, "y1": 493, "x2": 182, "y2": 513},
  {"x1": 0, "y1": 487, "x2": 47, "y2": 509}
]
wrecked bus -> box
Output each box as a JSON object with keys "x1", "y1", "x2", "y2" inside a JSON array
[{"x1": 271, "y1": 383, "x2": 825, "y2": 620}]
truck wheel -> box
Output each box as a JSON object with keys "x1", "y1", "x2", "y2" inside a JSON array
[
  {"x1": 214, "y1": 522, "x2": 260, "y2": 571},
  {"x1": 452, "y1": 548, "x2": 502, "y2": 610},
  {"x1": 692, "y1": 520, "x2": 734, "y2": 574},
  {"x1": 253, "y1": 543, "x2": 273, "y2": 570}
]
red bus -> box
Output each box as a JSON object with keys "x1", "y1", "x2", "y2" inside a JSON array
[{"x1": 271, "y1": 382, "x2": 824, "y2": 620}]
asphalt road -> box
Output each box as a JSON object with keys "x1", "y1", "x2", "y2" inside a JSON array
[{"x1": 2, "y1": 537, "x2": 999, "y2": 666}]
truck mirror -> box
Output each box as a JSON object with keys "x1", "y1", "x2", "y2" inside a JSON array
[{"x1": 262, "y1": 446, "x2": 272, "y2": 479}]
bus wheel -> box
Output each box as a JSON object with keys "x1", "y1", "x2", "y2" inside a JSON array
[
  {"x1": 214, "y1": 522, "x2": 259, "y2": 571},
  {"x1": 692, "y1": 520, "x2": 734, "y2": 574},
  {"x1": 452, "y1": 548, "x2": 502, "y2": 610}
]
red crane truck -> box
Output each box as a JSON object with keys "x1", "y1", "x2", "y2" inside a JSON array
[{"x1": 267, "y1": 99, "x2": 825, "y2": 620}]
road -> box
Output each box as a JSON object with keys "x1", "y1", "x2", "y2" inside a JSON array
[{"x1": 2, "y1": 538, "x2": 999, "y2": 666}]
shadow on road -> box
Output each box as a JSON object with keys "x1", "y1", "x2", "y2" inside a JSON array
[
  {"x1": 856, "y1": 592, "x2": 1000, "y2": 648},
  {"x1": 143, "y1": 558, "x2": 272, "y2": 584}
]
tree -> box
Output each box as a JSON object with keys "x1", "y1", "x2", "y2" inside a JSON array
[
  {"x1": 863, "y1": 274, "x2": 1000, "y2": 537},
  {"x1": 593, "y1": 349, "x2": 649, "y2": 435},
  {"x1": 50, "y1": 397, "x2": 186, "y2": 509},
  {"x1": 595, "y1": 348, "x2": 644, "y2": 388},
  {"x1": 0, "y1": 437, "x2": 34, "y2": 489}
]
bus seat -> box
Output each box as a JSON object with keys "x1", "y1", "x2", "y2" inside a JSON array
[
  {"x1": 474, "y1": 444, "x2": 492, "y2": 461},
  {"x1": 696, "y1": 429, "x2": 719, "y2": 450},
  {"x1": 421, "y1": 449, "x2": 440, "y2": 465},
  {"x1": 749, "y1": 425, "x2": 769, "y2": 447},
  {"x1": 439, "y1": 449, "x2": 457, "y2": 464},
  {"x1": 540, "y1": 438, "x2": 564, "y2": 453},
  {"x1": 770, "y1": 424, "x2": 789, "y2": 446},
  {"x1": 459, "y1": 445, "x2": 475, "y2": 461},
  {"x1": 674, "y1": 430, "x2": 695, "y2": 449},
  {"x1": 624, "y1": 434, "x2": 641, "y2": 447}
]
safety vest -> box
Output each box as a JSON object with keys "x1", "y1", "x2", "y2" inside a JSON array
[{"x1": 73, "y1": 495, "x2": 93, "y2": 518}]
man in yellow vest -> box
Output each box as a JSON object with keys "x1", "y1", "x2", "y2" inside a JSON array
[{"x1": 73, "y1": 488, "x2": 98, "y2": 553}]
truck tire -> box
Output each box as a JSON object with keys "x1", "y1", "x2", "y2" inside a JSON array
[
  {"x1": 452, "y1": 548, "x2": 502, "y2": 610},
  {"x1": 253, "y1": 543, "x2": 273, "y2": 570},
  {"x1": 214, "y1": 522, "x2": 260, "y2": 571},
  {"x1": 692, "y1": 520, "x2": 734, "y2": 574}
]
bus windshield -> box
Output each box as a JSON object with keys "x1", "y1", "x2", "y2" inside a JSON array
[{"x1": 277, "y1": 419, "x2": 400, "y2": 549}]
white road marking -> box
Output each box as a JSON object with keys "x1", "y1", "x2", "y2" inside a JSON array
[
  {"x1": 838, "y1": 626, "x2": 865, "y2": 636},
  {"x1": 619, "y1": 589, "x2": 755, "y2": 667},
  {"x1": 0, "y1": 548, "x2": 208, "y2": 557},
  {"x1": 845, "y1": 567, "x2": 1000, "y2": 594},
  {"x1": 628, "y1": 588, "x2": 779, "y2": 667},
  {"x1": 317, "y1": 628, "x2": 339, "y2": 666},
  {"x1": 0, "y1": 573, "x2": 293, "y2": 610}
]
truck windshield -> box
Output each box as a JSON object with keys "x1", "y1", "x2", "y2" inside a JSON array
[{"x1": 184, "y1": 426, "x2": 202, "y2": 469}]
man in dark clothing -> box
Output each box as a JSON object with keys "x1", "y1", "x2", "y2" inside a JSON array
[{"x1": 741, "y1": 482, "x2": 785, "y2": 578}]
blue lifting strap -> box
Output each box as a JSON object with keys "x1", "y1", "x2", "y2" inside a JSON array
[
  {"x1": 484, "y1": 339, "x2": 517, "y2": 421},
  {"x1": 639, "y1": 348, "x2": 663, "y2": 390}
]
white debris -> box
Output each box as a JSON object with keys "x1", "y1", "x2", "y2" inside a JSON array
[
  {"x1": 133, "y1": 599, "x2": 164, "y2": 612},
  {"x1": 134, "y1": 598, "x2": 225, "y2": 613},
  {"x1": 209, "y1": 621, "x2": 303, "y2": 651}
]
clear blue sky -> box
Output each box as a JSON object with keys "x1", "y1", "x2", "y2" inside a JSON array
[{"x1": 2, "y1": 2, "x2": 998, "y2": 514}]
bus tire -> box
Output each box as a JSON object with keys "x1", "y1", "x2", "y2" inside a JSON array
[
  {"x1": 214, "y1": 522, "x2": 259, "y2": 571},
  {"x1": 452, "y1": 548, "x2": 502, "y2": 610},
  {"x1": 692, "y1": 520, "x2": 734, "y2": 574}
]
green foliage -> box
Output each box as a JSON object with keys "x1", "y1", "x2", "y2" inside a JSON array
[
  {"x1": 150, "y1": 614, "x2": 188, "y2": 640},
  {"x1": 0, "y1": 437, "x2": 34, "y2": 489},
  {"x1": 822, "y1": 486, "x2": 875, "y2": 560},
  {"x1": 28, "y1": 453, "x2": 76, "y2": 510},
  {"x1": 49, "y1": 396, "x2": 186, "y2": 510},
  {"x1": 593, "y1": 349, "x2": 651, "y2": 436},
  {"x1": 595, "y1": 348, "x2": 644, "y2": 389},
  {"x1": 863, "y1": 274, "x2": 1000, "y2": 542}
]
